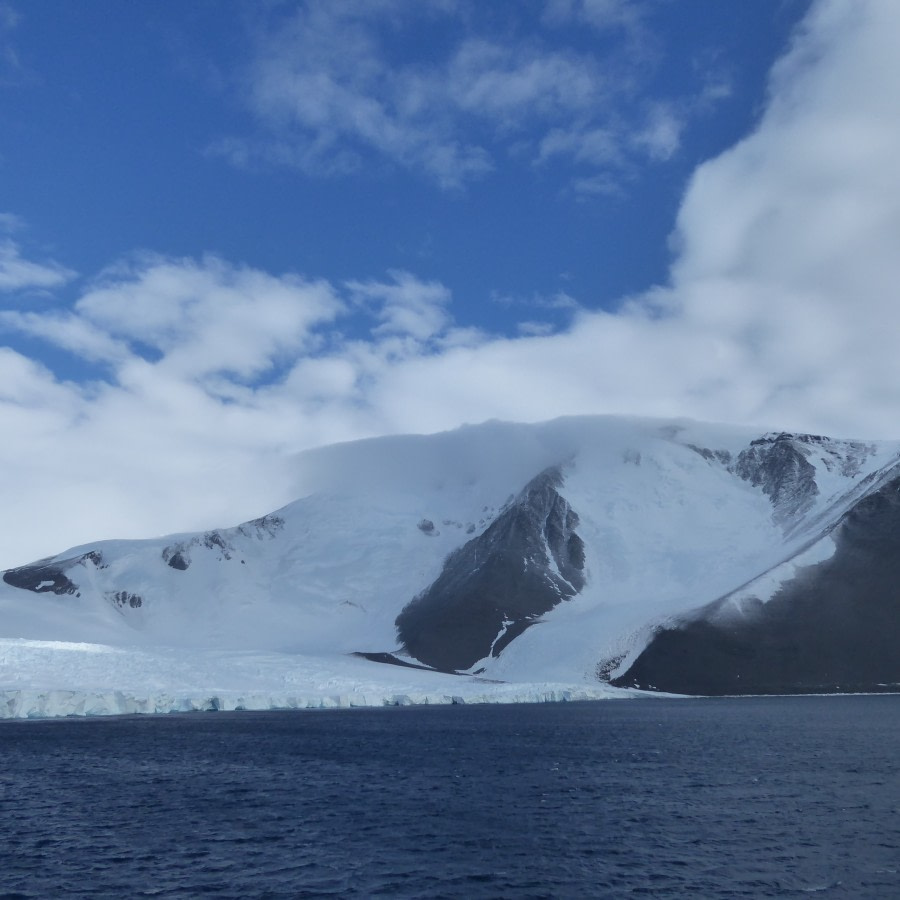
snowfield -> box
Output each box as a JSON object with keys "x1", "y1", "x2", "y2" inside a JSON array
[{"x1": 2, "y1": 415, "x2": 899, "y2": 716}]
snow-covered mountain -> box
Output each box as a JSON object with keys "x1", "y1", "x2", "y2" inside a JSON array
[{"x1": 3, "y1": 415, "x2": 900, "y2": 714}]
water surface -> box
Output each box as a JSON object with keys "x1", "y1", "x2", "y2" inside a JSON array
[{"x1": 1, "y1": 696, "x2": 898, "y2": 898}]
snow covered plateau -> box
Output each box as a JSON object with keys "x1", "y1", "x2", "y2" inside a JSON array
[{"x1": 3, "y1": 415, "x2": 900, "y2": 719}]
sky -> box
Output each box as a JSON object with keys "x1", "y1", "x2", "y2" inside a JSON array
[{"x1": 1, "y1": 0, "x2": 899, "y2": 566}]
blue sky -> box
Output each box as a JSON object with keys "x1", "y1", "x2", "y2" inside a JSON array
[
  {"x1": 4, "y1": 1, "x2": 804, "y2": 351},
  {"x1": 3, "y1": 0, "x2": 900, "y2": 565}
]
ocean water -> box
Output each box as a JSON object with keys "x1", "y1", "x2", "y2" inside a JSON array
[{"x1": 0, "y1": 696, "x2": 898, "y2": 899}]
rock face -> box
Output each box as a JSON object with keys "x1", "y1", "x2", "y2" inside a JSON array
[
  {"x1": 108, "y1": 590, "x2": 143, "y2": 609},
  {"x1": 731, "y1": 432, "x2": 877, "y2": 526},
  {"x1": 395, "y1": 467, "x2": 585, "y2": 671},
  {"x1": 613, "y1": 475, "x2": 900, "y2": 695},
  {"x1": 3, "y1": 550, "x2": 104, "y2": 596},
  {"x1": 732, "y1": 433, "x2": 821, "y2": 523}
]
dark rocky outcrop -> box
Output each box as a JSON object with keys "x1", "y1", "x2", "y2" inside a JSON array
[
  {"x1": 731, "y1": 432, "x2": 877, "y2": 526},
  {"x1": 2, "y1": 550, "x2": 104, "y2": 596},
  {"x1": 613, "y1": 476, "x2": 900, "y2": 695},
  {"x1": 108, "y1": 590, "x2": 143, "y2": 609},
  {"x1": 1, "y1": 548, "x2": 145, "y2": 612},
  {"x1": 396, "y1": 467, "x2": 585, "y2": 671},
  {"x1": 732, "y1": 433, "x2": 820, "y2": 523},
  {"x1": 165, "y1": 550, "x2": 189, "y2": 570},
  {"x1": 351, "y1": 651, "x2": 450, "y2": 673}
]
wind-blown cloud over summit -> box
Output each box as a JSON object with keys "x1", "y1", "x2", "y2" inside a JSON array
[{"x1": 1, "y1": 0, "x2": 898, "y2": 567}]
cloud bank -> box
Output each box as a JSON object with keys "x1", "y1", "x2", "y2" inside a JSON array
[{"x1": 1, "y1": 0, "x2": 899, "y2": 566}]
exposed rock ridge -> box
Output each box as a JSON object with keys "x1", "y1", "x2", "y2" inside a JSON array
[
  {"x1": 731, "y1": 433, "x2": 820, "y2": 523},
  {"x1": 395, "y1": 466, "x2": 585, "y2": 672},
  {"x1": 730, "y1": 432, "x2": 877, "y2": 525},
  {"x1": 162, "y1": 514, "x2": 285, "y2": 571}
]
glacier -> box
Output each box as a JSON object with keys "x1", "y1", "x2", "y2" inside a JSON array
[
  {"x1": 0, "y1": 638, "x2": 637, "y2": 719},
  {"x1": 2, "y1": 414, "x2": 900, "y2": 717}
]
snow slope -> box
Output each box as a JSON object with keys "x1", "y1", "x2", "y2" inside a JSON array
[{"x1": 2, "y1": 415, "x2": 899, "y2": 716}]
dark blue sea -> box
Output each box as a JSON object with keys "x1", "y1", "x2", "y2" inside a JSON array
[{"x1": 1, "y1": 696, "x2": 898, "y2": 899}]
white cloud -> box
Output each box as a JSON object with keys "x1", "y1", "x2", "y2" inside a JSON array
[
  {"x1": 445, "y1": 39, "x2": 603, "y2": 123},
  {"x1": 0, "y1": 238, "x2": 76, "y2": 293},
  {"x1": 347, "y1": 270, "x2": 451, "y2": 341},
  {"x1": 77, "y1": 255, "x2": 343, "y2": 383},
  {"x1": 0, "y1": 260, "x2": 461, "y2": 564},
  {"x1": 542, "y1": 0, "x2": 644, "y2": 34},
  {"x1": 0, "y1": 346, "x2": 77, "y2": 411},
  {"x1": 538, "y1": 125, "x2": 622, "y2": 167},
  {"x1": 217, "y1": 0, "x2": 900, "y2": 440},
  {"x1": 631, "y1": 102, "x2": 683, "y2": 160},
  {"x1": 231, "y1": 2, "x2": 495, "y2": 188},
  {"x1": 491, "y1": 289, "x2": 581, "y2": 317},
  {"x1": 217, "y1": 0, "x2": 713, "y2": 190},
  {"x1": 2, "y1": 0, "x2": 900, "y2": 569},
  {"x1": 659, "y1": 0, "x2": 900, "y2": 431},
  {"x1": 0, "y1": 310, "x2": 128, "y2": 364}
]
